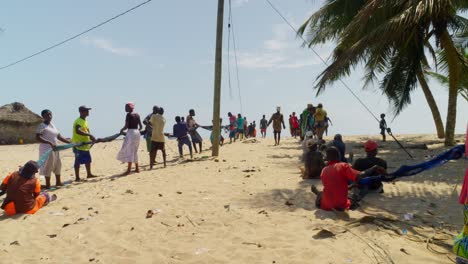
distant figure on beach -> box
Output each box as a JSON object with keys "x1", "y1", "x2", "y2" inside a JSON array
[
  {"x1": 1, "y1": 161, "x2": 57, "y2": 216},
  {"x1": 267, "y1": 106, "x2": 286, "y2": 146},
  {"x1": 300, "y1": 104, "x2": 315, "y2": 140},
  {"x1": 302, "y1": 140, "x2": 325, "y2": 179},
  {"x1": 291, "y1": 112, "x2": 299, "y2": 138},
  {"x1": 210, "y1": 118, "x2": 225, "y2": 146},
  {"x1": 324, "y1": 116, "x2": 332, "y2": 136},
  {"x1": 173, "y1": 116, "x2": 193, "y2": 159},
  {"x1": 252, "y1": 121, "x2": 257, "y2": 137},
  {"x1": 311, "y1": 147, "x2": 386, "y2": 211},
  {"x1": 314, "y1": 103, "x2": 327, "y2": 141},
  {"x1": 236, "y1": 114, "x2": 245, "y2": 141},
  {"x1": 260, "y1": 115, "x2": 268, "y2": 138},
  {"x1": 328, "y1": 134, "x2": 349, "y2": 163},
  {"x1": 150, "y1": 107, "x2": 166, "y2": 169},
  {"x1": 289, "y1": 114, "x2": 293, "y2": 136},
  {"x1": 72, "y1": 106, "x2": 97, "y2": 182},
  {"x1": 380, "y1": 114, "x2": 387, "y2": 142},
  {"x1": 36, "y1": 109, "x2": 71, "y2": 189},
  {"x1": 117, "y1": 102, "x2": 142, "y2": 175},
  {"x1": 228, "y1": 112, "x2": 237, "y2": 143},
  {"x1": 243, "y1": 117, "x2": 248, "y2": 138},
  {"x1": 187, "y1": 109, "x2": 203, "y2": 153},
  {"x1": 353, "y1": 140, "x2": 388, "y2": 196}
]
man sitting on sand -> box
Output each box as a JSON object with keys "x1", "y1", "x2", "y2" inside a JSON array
[
  {"x1": 328, "y1": 134, "x2": 351, "y2": 163},
  {"x1": 353, "y1": 140, "x2": 388, "y2": 195},
  {"x1": 311, "y1": 147, "x2": 386, "y2": 211},
  {"x1": 302, "y1": 139, "x2": 325, "y2": 179},
  {"x1": 1, "y1": 161, "x2": 57, "y2": 216}
]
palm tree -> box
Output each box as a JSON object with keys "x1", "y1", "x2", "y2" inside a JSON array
[{"x1": 299, "y1": 0, "x2": 468, "y2": 145}]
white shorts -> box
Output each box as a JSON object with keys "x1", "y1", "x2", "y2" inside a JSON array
[{"x1": 40, "y1": 151, "x2": 62, "y2": 177}]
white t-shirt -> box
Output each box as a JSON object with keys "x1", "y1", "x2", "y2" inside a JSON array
[{"x1": 36, "y1": 122, "x2": 59, "y2": 155}]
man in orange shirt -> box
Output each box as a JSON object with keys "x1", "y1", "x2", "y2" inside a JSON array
[
  {"x1": 0, "y1": 161, "x2": 56, "y2": 216},
  {"x1": 311, "y1": 147, "x2": 386, "y2": 211}
]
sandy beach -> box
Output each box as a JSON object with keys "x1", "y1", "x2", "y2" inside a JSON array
[{"x1": 0, "y1": 134, "x2": 466, "y2": 263}]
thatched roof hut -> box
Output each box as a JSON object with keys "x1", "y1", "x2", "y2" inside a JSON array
[{"x1": 0, "y1": 102, "x2": 42, "y2": 144}]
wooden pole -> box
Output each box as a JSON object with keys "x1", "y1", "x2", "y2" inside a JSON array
[{"x1": 212, "y1": 0, "x2": 224, "y2": 156}]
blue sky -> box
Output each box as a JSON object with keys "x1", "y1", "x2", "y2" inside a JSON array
[{"x1": 0, "y1": 0, "x2": 466, "y2": 138}]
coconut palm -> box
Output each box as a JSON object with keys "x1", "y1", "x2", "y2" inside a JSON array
[{"x1": 299, "y1": 0, "x2": 468, "y2": 145}]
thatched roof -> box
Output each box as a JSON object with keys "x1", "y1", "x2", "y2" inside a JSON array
[{"x1": 0, "y1": 102, "x2": 42, "y2": 124}]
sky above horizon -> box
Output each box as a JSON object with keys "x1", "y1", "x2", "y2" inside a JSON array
[{"x1": 0, "y1": 0, "x2": 466, "y2": 139}]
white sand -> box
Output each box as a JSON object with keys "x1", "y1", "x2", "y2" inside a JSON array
[{"x1": 0, "y1": 134, "x2": 465, "y2": 263}]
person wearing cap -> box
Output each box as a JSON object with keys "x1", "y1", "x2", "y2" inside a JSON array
[
  {"x1": 72, "y1": 106, "x2": 96, "y2": 182},
  {"x1": 311, "y1": 147, "x2": 386, "y2": 211},
  {"x1": 353, "y1": 140, "x2": 388, "y2": 194},
  {"x1": 36, "y1": 109, "x2": 71, "y2": 189},
  {"x1": 0, "y1": 161, "x2": 56, "y2": 216},
  {"x1": 117, "y1": 102, "x2": 142, "y2": 175},
  {"x1": 187, "y1": 109, "x2": 203, "y2": 153},
  {"x1": 267, "y1": 106, "x2": 286, "y2": 146}
]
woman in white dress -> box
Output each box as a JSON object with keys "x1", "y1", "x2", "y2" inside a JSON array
[{"x1": 117, "y1": 102, "x2": 142, "y2": 175}]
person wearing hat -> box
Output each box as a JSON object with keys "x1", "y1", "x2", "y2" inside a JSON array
[
  {"x1": 267, "y1": 106, "x2": 286, "y2": 146},
  {"x1": 353, "y1": 140, "x2": 388, "y2": 194},
  {"x1": 36, "y1": 109, "x2": 71, "y2": 189},
  {"x1": 0, "y1": 161, "x2": 56, "y2": 215},
  {"x1": 311, "y1": 147, "x2": 386, "y2": 211},
  {"x1": 117, "y1": 102, "x2": 142, "y2": 175},
  {"x1": 72, "y1": 106, "x2": 97, "y2": 182}
]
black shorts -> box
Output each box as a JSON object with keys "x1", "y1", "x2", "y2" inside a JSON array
[{"x1": 151, "y1": 141, "x2": 165, "y2": 151}]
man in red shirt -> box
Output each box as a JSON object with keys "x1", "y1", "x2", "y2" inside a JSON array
[{"x1": 311, "y1": 147, "x2": 386, "y2": 211}]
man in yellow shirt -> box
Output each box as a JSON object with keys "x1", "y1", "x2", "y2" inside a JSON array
[
  {"x1": 150, "y1": 107, "x2": 166, "y2": 169},
  {"x1": 314, "y1": 103, "x2": 327, "y2": 141},
  {"x1": 72, "y1": 106, "x2": 96, "y2": 182}
]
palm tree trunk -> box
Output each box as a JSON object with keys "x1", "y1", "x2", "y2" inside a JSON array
[
  {"x1": 417, "y1": 70, "x2": 445, "y2": 138},
  {"x1": 440, "y1": 29, "x2": 461, "y2": 146}
]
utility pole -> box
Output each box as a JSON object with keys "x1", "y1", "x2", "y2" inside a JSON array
[{"x1": 211, "y1": 0, "x2": 224, "y2": 156}]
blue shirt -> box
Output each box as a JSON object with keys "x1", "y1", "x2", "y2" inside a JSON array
[{"x1": 173, "y1": 122, "x2": 188, "y2": 139}]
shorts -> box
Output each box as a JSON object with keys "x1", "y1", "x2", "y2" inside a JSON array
[
  {"x1": 380, "y1": 129, "x2": 386, "y2": 135},
  {"x1": 146, "y1": 138, "x2": 152, "y2": 152},
  {"x1": 74, "y1": 149, "x2": 92, "y2": 168},
  {"x1": 261, "y1": 128, "x2": 266, "y2": 133},
  {"x1": 189, "y1": 130, "x2": 203, "y2": 144},
  {"x1": 40, "y1": 151, "x2": 62, "y2": 177},
  {"x1": 229, "y1": 130, "x2": 236, "y2": 138},
  {"x1": 151, "y1": 141, "x2": 165, "y2": 151},
  {"x1": 315, "y1": 121, "x2": 325, "y2": 128}
]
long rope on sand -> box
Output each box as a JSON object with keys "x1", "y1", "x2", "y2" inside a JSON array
[
  {"x1": 37, "y1": 133, "x2": 122, "y2": 167},
  {"x1": 359, "y1": 144, "x2": 465, "y2": 185}
]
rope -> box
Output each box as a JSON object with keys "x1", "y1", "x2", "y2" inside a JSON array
[
  {"x1": 0, "y1": 0, "x2": 152, "y2": 71},
  {"x1": 227, "y1": 0, "x2": 233, "y2": 99},
  {"x1": 230, "y1": 3, "x2": 244, "y2": 114},
  {"x1": 264, "y1": 0, "x2": 415, "y2": 158}
]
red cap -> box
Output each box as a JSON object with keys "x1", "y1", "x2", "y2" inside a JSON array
[{"x1": 364, "y1": 140, "x2": 378, "y2": 152}]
